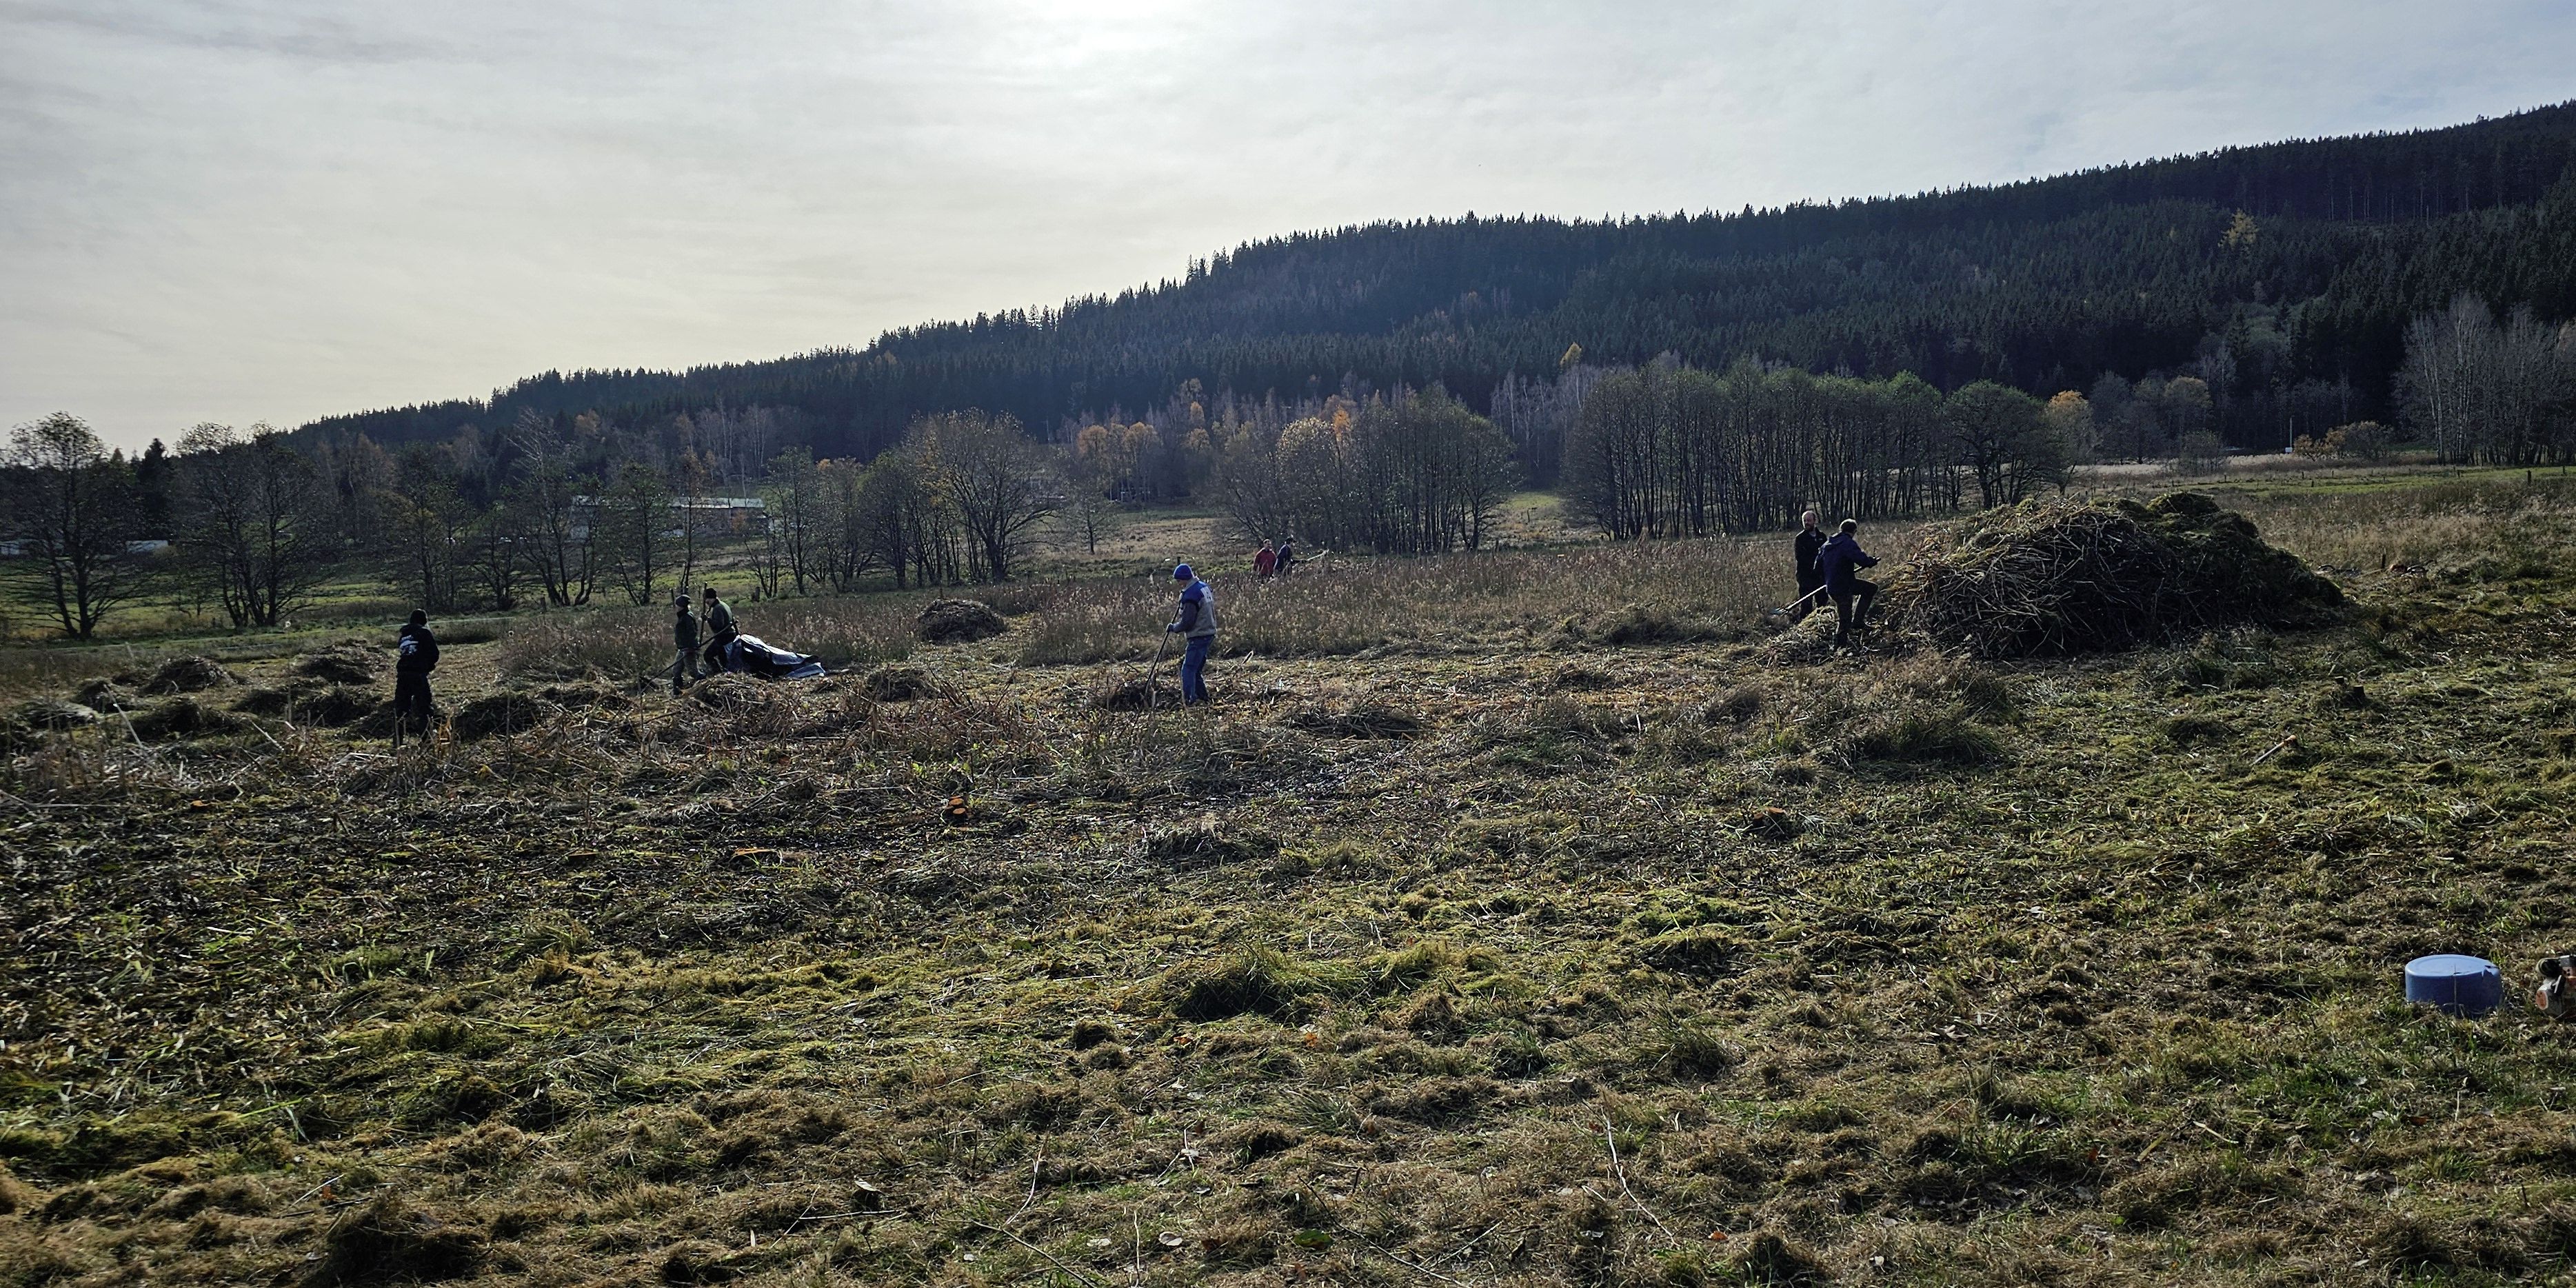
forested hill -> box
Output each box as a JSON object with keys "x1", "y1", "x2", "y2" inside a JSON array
[{"x1": 305, "y1": 102, "x2": 2576, "y2": 460}]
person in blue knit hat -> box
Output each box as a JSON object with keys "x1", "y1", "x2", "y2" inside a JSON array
[{"x1": 1165, "y1": 563, "x2": 1218, "y2": 705}]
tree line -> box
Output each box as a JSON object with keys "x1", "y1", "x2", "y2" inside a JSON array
[
  {"x1": 299, "y1": 105, "x2": 2576, "y2": 470},
  {"x1": 2, "y1": 387, "x2": 1522, "y2": 637}
]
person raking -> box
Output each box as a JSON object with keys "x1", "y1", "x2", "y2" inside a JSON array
[
  {"x1": 394, "y1": 610, "x2": 439, "y2": 744},
  {"x1": 670, "y1": 594, "x2": 703, "y2": 694},
  {"x1": 1165, "y1": 563, "x2": 1218, "y2": 705},
  {"x1": 1791, "y1": 510, "x2": 1827, "y2": 621},
  {"x1": 699, "y1": 585, "x2": 737, "y2": 674},
  {"x1": 1814, "y1": 519, "x2": 1880, "y2": 648}
]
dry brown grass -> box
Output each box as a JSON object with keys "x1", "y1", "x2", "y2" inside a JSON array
[
  {"x1": 1017, "y1": 536, "x2": 1797, "y2": 666},
  {"x1": 8, "y1": 474, "x2": 2576, "y2": 1287}
]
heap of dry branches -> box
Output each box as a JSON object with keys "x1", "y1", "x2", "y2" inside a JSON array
[{"x1": 1893, "y1": 492, "x2": 2344, "y2": 658}]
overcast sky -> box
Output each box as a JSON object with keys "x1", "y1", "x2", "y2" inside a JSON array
[{"x1": 5, "y1": 1, "x2": 2574, "y2": 450}]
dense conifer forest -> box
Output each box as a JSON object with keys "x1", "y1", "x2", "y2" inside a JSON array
[{"x1": 302, "y1": 103, "x2": 2576, "y2": 463}]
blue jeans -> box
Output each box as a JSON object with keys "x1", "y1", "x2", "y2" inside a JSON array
[{"x1": 1180, "y1": 634, "x2": 1212, "y2": 703}]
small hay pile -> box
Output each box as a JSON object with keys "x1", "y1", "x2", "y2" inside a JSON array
[
  {"x1": 143, "y1": 656, "x2": 236, "y2": 694},
  {"x1": 1094, "y1": 676, "x2": 1174, "y2": 711},
  {"x1": 73, "y1": 678, "x2": 134, "y2": 710},
  {"x1": 291, "y1": 685, "x2": 380, "y2": 728},
  {"x1": 1282, "y1": 703, "x2": 1424, "y2": 738},
  {"x1": 14, "y1": 698, "x2": 99, "y2": 730},
  {"x1": 453, "y1": 692, "x2": 547, "y2": 741},
  {"x1": 295, "y1": 645, "x2": 379, "y2": 686},
  {"x1": 128, "y1": 696, "x2": 245, "y2": 741},
  {"x1": 1894, "y1": 492, "x2": 2343, "y2": 658},
  {"x1": 916, "y1": 598, "x2": 1006, "y2": 645},
  {"x1": 687, "y1": 672, "x2": 789, "y2": 716},
  {"x1": 860, "y1": 664, "x2": 942, "y2": 702}
]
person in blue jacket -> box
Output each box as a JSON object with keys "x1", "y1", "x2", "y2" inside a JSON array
[
  {"x1": 1814, "y1": 519, "x2": 1880, "y2": 647},
  {"x1": 1165, "y1": 563, "x2": 1218, "y2": 705}
]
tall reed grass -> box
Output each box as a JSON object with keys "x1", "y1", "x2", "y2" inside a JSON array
[
  {"x1": 1015, "y1": 536, "x2": 1807, "y2": 665},
  {"x1": 492, "y1": 598, "x2": 915, "y2": 682},
  {"x1": 2228, "y1": 480, "x2": 2576, "y2": 575}
]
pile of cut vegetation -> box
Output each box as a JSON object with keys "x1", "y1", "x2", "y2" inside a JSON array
[
  {"x1": 1895, "y1": 492, "x2": 2343, "y2": 658},
  {"x1": 916, "y1": 598, "x2": 1007, "y2": 645}
]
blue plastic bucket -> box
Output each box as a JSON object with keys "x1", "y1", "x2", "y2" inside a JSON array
[{"x1": 2404, "y1": 954, "x2": 2502, "y2": 1017}]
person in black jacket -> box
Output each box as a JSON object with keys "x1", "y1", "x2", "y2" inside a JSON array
[
  {"x1": 670, "y1": 594, "x2": 703, "y2": 694},
  {"x1": 394, "y1": 610, "x2": 439, "y2": 740},
  {"x1": 1791, "y1": 510, "x2": 1827, "y2": 620}
]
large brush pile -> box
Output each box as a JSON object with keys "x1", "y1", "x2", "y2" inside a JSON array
[{"x1": 1895, "y1": 492, "x2": 2343, "y2": 658}]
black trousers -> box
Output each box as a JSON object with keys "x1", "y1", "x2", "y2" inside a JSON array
[
  {"x1": 1831, "y1": 578, "x2": 1878, "y2": 643},
  {"x1": 394, "y1": 672, "x2": 433, "y2": 729}
]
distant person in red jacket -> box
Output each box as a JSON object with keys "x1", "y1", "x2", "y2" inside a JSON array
[{"x1": 1254, "y1": 540, "x2": 1278, "y2": 578}]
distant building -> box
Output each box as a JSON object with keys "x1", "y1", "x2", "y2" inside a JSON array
[
  {"x1": 0, "y1": 539, "x2": 173, "y2": 559},
  {"x1": 570, "y1": 495, "x2": 767, "y2": 541}
]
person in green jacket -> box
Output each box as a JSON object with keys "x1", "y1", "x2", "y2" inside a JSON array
[{"x1": 700, "y1": 585, "x2": 737, "y2": 672}]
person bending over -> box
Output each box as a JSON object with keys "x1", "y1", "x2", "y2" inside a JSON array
[{"x1": 1815, "y1": 519, "x2": 1880, "y2": 648}]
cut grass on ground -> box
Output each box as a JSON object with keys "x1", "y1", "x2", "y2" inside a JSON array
[{"x1": 5, "y1": 474, "x2": 2576, "y2": 1286}]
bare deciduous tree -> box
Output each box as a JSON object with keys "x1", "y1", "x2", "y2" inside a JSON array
[
  {"x1": 3, "y1": 412, "x2": 153, "y2": 639},
  {"x1": 906, "y1": 410, "x2": 1061, "y2": 582},
  {"x1": 172, "y1": 422, "x2": 330, "y2": 629}
]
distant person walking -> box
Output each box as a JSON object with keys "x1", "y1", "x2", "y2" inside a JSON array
[
  {"x1": 700, "y1": 586, "x2": 737, "y2": 673},
  {"x1": 394, "y1": 610, "x2": 439, "y2": 743},
  {"x1": 1165, "y1": 563, "x2": 1218, "y2": 705},
  {"x1": 1791, "y1": 510, "x2": 1827, "y2": 621},
  {"x1": 1274, "y1": 536, "x2": 1297, "y2": 579},
  {"x1": 1254, "y1": 540, "x2": 1278, "y2": 578},
  {"x1": 1815, "y1": 519, "x2": 1881, "y2": 648},
  {"x1": 670, "y1": 594, "x2": 703, "y2": 694}
]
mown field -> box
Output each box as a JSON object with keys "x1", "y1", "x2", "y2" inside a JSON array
[{"x1": 5, "y1": 475, "x2": 2576, "y2": 1287}]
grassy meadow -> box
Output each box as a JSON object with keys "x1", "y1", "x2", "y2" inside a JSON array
[{"x1": 4, "y1": 471, "x2": 2576, "y2": 1285}]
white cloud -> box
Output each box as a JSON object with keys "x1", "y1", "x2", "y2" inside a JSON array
[{"x1": 3, "y1": 0, "x2": 2573, "y2": 447}]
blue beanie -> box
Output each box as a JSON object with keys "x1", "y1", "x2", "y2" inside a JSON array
[{"x1": 1173, "y1": 563, "x2": 1193, "y2": 580}]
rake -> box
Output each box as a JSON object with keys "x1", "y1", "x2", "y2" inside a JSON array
[
  {"x1": 1142, "y1": 630, "x2": 1172, "y2": 711},
  {"x1": 1763, "y1": 584, "x2": 1833, "y2": 626}
]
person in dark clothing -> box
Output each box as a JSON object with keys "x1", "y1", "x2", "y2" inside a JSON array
[
  {"x1": 671, "y1": 594, "x2": 703, "y2": 694},
  {"x1": 1274, "y1": 536, "x2": 1296, "y2": 579},
  {"x1": 1165, "y1": 563, "x2": 1218, "y2": 705},
  {"x1": 1791, "y1": 510, "x2": 1827, "y2": 621},
  {"x1": 394, "y1": 610, "x2": 439, "y2": 741},
  {"x1": 700, "y1": 586, "x2": 737, "y2": 673},
  {"x1": 1814, "y1": 519, "x2": 1880, "y2": 647}
]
